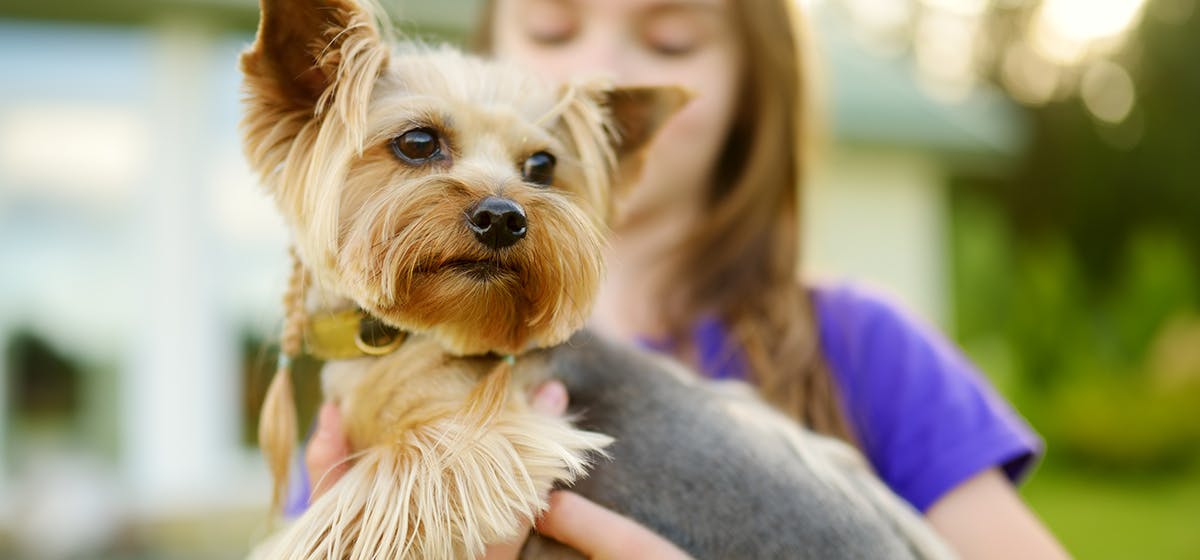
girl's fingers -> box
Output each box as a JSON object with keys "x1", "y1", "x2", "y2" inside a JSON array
[
  {"x1": 305, "y1": 402, "x2": 351, "y2": 501},
  {"x1": 479, "y1": 526, "x2": 532, "y2": 560},
  {"x1": 535, "y1": 491, "x2": 692, "y2": 560},
  {"x1": 530, "y1": 379, "x2": 569, "y2": 415}
]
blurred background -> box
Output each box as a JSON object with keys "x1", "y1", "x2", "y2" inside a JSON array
[{"x1": 0, "y1": 0, "x2": 1197, "y2": 557}]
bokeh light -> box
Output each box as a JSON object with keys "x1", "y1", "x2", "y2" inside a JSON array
[
  {"x1": 1031, "y1": 0, "x2": 1148, "y2": 64},
  {"x1": 1081, "y1": 59, "x2": 1136, "y2": 124}
]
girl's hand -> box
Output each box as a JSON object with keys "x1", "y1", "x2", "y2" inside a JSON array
[
  {"x1": 305, "y1": 401, "x2": 351, "y2": 502},
  {"x1": 535, "y1": 491, "x2": 693, "y2": 560}
]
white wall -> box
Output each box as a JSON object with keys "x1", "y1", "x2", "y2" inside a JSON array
[
  {"x1": 804, "y1": 145, "x2": 949, "y2": 326},
  {"x1": 0, "y1": 19, "x2": 279, "y2": 530}
]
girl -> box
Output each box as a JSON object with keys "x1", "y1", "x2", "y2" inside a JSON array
[{"x1": 304, "y1": 0, "x2": 1070, "y2": 557}]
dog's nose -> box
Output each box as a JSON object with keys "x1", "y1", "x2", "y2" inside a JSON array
[{"x1": 467, "y1": 197, "x2": 527, "y2": 250}]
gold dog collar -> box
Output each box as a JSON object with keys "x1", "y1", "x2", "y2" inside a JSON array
[{"x1": 305, "y1": 309, "x2": 407, "y2": 361}]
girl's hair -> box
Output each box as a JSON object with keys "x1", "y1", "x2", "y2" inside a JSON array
[{"x1": 473, "y1": 0, "x2": 855, "y2": 443}]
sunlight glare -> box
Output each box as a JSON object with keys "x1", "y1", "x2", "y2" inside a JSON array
[
  {"x1": 1032, "y1": 0, "x2": 1148, "y2": 64},
  {"x1": 1043, "y1": 0, "x2": 1148, "y2": 42}
]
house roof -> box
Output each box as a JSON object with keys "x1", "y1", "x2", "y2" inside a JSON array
[{"x1": 814, "y1": 7, "x2": 1029, "y2": 158}]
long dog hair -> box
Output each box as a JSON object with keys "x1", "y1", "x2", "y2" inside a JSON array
[{"x1": 240, "y1": 0, "x2": 682, "y2": 557}]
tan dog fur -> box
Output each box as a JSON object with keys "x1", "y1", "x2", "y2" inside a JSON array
[{"x1": 239, "y1": 0, "x2": 683, "y2": 557}]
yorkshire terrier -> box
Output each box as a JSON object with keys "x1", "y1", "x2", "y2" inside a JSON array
[
  {"x1": 241, "y1": 0, "x2": 954, "y2": 558},
  {"x1": 241, "y1": 0, "x2": 678, "y2": 557}
]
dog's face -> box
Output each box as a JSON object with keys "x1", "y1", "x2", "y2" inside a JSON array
[
  {"x1": 333, "y1": 54, "x2": 609, "y2": 356},
  {"x1": 240, "y1": 0, "x2": 683, "y2": 355}
]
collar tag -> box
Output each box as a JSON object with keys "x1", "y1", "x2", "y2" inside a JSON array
[{"x1": 306, "y1": 309, "x2": 407, "y2": 361}]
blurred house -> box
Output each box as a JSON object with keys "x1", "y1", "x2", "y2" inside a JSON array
[
  {"x1": 805, "y1": 4, "x2": 1028, "y2": 325},
  {"x1": 0, "y1": 0, "x2": 1027, "y2": 557}
]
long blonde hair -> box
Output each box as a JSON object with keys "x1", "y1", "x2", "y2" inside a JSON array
[{"x1": 473, "y1": 1, "x2": 855, "y2": 442}]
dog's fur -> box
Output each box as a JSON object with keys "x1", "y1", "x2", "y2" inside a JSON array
[
  {"x1": 521, "y1": 331, "x2": 954, "y2": 559},
  {"x1": 242, "y1": 0, "x2": 680, "y2": 556},
  {"x1": 241, "y1": 0, "x2": 955, "y2": 558}
]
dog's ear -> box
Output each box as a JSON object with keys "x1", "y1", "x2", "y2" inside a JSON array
[
  {"x1": 605, "y1": 86, "x2": 691, "y2": 157},
  {"x1": 241, "y1": 0, "x2": 384, "y2": 112},
  {"x1": 555, "y1": 82, "x2": 688, "y2": 202},
  {"x1": 603, "y1": 85, "x2": 691, "y2": 186}
]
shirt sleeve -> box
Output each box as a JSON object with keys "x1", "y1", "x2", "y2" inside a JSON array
[
  {"x1": 813, "y1": 283, "x2": 1043, "y2": 513},
  {"x1": 282, "y1": 423, "x2": 316, "y2": 518},
  {"x1": 284, "y1": 452, "x2": 312, "y2": 518}
]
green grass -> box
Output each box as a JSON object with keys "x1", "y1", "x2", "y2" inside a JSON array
[{"x1": 1022, "y1": 462, "x2": 1200, "y2": 559}]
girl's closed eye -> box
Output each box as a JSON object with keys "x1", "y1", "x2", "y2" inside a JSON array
[
  {"x1": 521, "y1": 0, "x2": 579, "y2": 46},
  {"x1": 643, "y1": 13, "x2": 705, "y2": 56},
  {"x1": 640, "y1": 7, "x2": 719, "y2": 57}
]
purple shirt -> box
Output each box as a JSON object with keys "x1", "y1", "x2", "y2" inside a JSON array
[
  {"x1": 681, "y1": 283, "x2": 1042, "y2": 512},
  {"x1": 287, "y1": 283, "x2": 1041, "y2": 516}
]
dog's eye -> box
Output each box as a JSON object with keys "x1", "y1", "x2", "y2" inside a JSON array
[
  {"x1": 390, "y1": 128, "x2": 441, "y2": 163},
  {"x1": 522, "y1": 151, "x2": 556, "y2": 187}
]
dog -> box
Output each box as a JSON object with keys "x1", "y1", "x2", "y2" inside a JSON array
[
  {"x1": 240, "y1": 0, "x2": 954, "y2": 558},
  {"x1": 241, "y1": 0, "x2": 681, "y2": 556}
]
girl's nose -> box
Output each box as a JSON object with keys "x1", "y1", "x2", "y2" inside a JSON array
[{"x1": 567, "y1": 32, "x2": 639, "y2": 86}]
